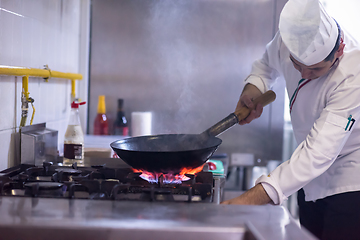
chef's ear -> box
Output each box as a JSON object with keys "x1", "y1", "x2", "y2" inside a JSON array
[{"x1": 336, "y1": 39, "x2": 345, "y2": 58}]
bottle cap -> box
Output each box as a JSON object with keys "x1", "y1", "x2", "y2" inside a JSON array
[
  {"x1": 71, "y1": 101, "x2": 86, "y2": 108},
  {"x1": 97, "y1": 95, "x2": 106, "y2": 114}
]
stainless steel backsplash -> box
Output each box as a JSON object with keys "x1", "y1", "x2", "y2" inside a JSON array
[{"x1": 89, "y1": 0, "x2": 287, "y2": 161}]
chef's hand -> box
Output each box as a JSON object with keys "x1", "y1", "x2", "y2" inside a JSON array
[
  {"x1": 236, "y1": 84, "x2": 263, "y2": 125},
  {"x1": 221, "y1": 184, "x2": 272, "y2": 205}
]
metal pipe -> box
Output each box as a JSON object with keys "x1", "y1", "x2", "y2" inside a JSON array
[
  {"x1": 20, "y1": 76, "x2": 30, "y2": 127},
  {"x1": 20, "y1": 92, "x2": 28, "y2": 128},
  {"x1": 0, "y1": 65, "x2": 83, "y2": 127},
  {"x1": 71, "y1": 79, "x2": 76, "y2": 101},
  {"x1": 0, "y1": 65, "x2": 82, "y2": 80},
  {"x1": 213, "y1": 177, "x2": 221, "y2": 204},
  {"x1": 22, "y1": 75, "x2": 29, "y2": 100}
]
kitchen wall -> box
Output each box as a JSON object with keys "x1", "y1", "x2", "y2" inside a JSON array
[
  {"x1": 0, "y1": 0, "x2": 90, "y2": 170},
  {"x1": 89, "y1": 0, "x2": 287, "y2": 161}
]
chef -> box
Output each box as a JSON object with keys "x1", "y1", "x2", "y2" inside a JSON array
[{"x1": 221, "y1": 0, "x2": 360, "y2": 239}]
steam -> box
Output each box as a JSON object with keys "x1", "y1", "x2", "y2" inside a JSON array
[{"x1": 148, "y1": 1, "x2": 201, "y2": 133}]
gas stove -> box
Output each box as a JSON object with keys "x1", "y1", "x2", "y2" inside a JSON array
[
  {"x1": 0, "y1": 158, "x2": 315, "y2": 240},
  {"x1": 0, "y1": 158, "x2": 225, "y2": 204}
]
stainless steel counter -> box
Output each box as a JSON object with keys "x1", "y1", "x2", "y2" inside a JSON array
[{"x1": 0, "y1": 196, "x2": 316, "y2": 240}]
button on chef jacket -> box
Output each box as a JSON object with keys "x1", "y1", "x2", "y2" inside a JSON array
[{"x1": 245, "y1": 28, "x2": 360, "y2": 205}]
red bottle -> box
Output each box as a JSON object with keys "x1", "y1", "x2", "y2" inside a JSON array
[{"x1": 93, "y1": 95, "x2": 109, "y2": 135}]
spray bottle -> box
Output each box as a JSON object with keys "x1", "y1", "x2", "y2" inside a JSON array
[{"x1": 63, "y1": 101, "x2": 86, "y2": 166}]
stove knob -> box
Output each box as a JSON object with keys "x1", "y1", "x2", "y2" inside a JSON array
[{"x1": 208, "y1": 162, "x2": 217, "y2": 170}]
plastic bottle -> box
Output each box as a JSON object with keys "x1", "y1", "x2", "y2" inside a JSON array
[
  {"x1": 63, "y1": 101, "x2": 86, "y2": 166},
  {"x1": 93, "y1": 95, "x2": 109, "y2": 135},
  {"x1": 113, "y1": 99, "x2": 128, "y2": 136}
]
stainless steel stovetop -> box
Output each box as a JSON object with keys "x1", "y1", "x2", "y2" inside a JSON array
[
  {"x1": 0, "y1": 158, "x2": 316, "y2": 240},
  {"x1": 0, "y1": 158, "x2": 223, "y2": 204}
]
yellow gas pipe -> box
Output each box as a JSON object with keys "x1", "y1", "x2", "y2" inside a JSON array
[
  {"x1": 0, "y1": 65, "x2": 83, "y2": 127},
  {"x1": 71, "y1": 79, "x2": 76, "y2": 102},
  {"x1": 22, "y1": 75, "x2": 29, "y2": 100},
  {"x1": 0, "y1": 65, "x2": 82, "y2": 80}
]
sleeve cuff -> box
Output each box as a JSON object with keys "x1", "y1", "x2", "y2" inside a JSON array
[
  {"x1": 255, "y1": 174, "x2": 288, "y2": 205},
  {"x1": 261, "y1": 182, "x2": 279, "y2": 205},
  {"x1": 244, "y1": 75, "x2": 268, "y2": 93}
]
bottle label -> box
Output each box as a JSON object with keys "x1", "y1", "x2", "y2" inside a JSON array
[{"x1": 64, "y1": 144, "x2": 83, "y2": 159}]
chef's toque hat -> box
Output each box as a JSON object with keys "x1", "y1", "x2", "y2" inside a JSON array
[{"x1": 279, "y1": 0, "x2": 339, "y2": 66}]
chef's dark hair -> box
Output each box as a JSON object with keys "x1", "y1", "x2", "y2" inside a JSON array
[{"x1": 324, "y1": 20, "x2": 342, "y2": 62}]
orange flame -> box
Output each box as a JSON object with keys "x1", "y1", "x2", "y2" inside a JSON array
[
  {"x1": 132, "y1": 164, "x2": 204, "y2": 184},
  {"x1": 179, "y1": 165, "x2": 204, "y2": 175}
]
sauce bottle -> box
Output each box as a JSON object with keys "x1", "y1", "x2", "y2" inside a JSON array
[
  {"x1": 63, "y1": 101, "x2": 86, "y2": 166},
  {"x1": 93, "y1": 95, "x2": 109, "y2": 135},
  {"x1": 113, "y1": 98, "x2": 128, "y2": 136}
]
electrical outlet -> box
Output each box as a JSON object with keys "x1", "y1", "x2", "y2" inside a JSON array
[{"x1": 231, "y1": 153, "x2": 254, "y2": 166}]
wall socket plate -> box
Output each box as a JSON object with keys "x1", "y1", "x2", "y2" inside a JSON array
[{"x1": 231, "y1": 153, "x2": 254, "y2": 166}]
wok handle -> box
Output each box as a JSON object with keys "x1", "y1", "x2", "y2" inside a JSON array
[
  {"x1": 202, "y1": 90, "x2": 276, "y2": 137},
  {"x1": 234, "y1": 90, "x2": 276, "y2": 122}
]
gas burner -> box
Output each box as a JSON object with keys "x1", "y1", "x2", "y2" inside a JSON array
[
  {"x1": 24, "y1": 182, "x2": 65, "y2": 197},
  {"x1": 55, "y1": 168, "x2": 82, "y2": 174},
  {"x1": 52, "y1": 168, "x2": 83, "y2": 182},
  {"x1": 140, "y1": 188, "x2": 174, "y2": 202},
  {"x1": 16, "y1": 167, "x2": 52, "y2": 182}
]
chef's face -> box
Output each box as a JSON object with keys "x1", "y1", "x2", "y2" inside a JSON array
[
  {"x1": 289, "y1": 55, "x2": 337, "y2": 80},
  {"x1": 289, "y1": 40, "x2": 344, "y2": 79}
]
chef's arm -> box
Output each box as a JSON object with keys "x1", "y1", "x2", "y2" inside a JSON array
[
  {"x1": 221, "y1": 183, "x2": 272, "y2": 205},
  {"x1": 236, "y1": 83, "x2": 263, "y2": 125}
]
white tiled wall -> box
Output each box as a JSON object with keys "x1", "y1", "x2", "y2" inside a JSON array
[{"x1": 0, "y1": 0, "x2": 89, "y2": 169}]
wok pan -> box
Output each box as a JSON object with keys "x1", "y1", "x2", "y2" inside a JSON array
[{"x1": 110, "y1": 90, "x2": 276, "y2": 173}]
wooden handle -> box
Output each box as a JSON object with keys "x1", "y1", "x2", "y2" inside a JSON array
[{"x1": 234, "y1": 90, "x2": 276, "y2": 121}]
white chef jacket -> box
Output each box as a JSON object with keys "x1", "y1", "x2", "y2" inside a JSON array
[{"x1": 245, "y1": 29, "x2": 360, "y2": 204}]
